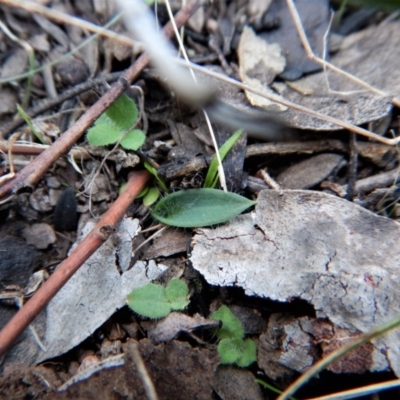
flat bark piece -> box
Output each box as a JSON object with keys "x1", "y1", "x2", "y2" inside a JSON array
[
  {"x1": 281, "y1": 21, "x2": 400, "y2": 130},
  {"x1": 190, "y1": 189, "x2": 400, "y2": 376},
  {"x1": 213, "y1": 366, "x2": 263, "y2": 400},
  {"x1": 276, "y1": 153, "x2": 344, "y2": 189},
  {"x1": 35, "y1": 217, "x2": 167, "y2": 363},
  {"x1": 144, "y1": 228, "x2": 190, "y2": 259},
  {"x1": 238, "y1": 26, "x2": 287, "y2": 112}
]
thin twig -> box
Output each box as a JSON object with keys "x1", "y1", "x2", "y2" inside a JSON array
[{"x1": 0, "y1": 170, "x2": 150, "y2": 358}]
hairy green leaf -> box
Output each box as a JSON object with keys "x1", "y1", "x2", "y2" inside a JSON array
[
  {"x1": 126, "y1": 283, "x2": 171, "y2": 319},
  {"x1": 120, "y1": 129, "x2": 146, "y2": 150},
  {"x1": 218, "y1": 338, "x2": 242, "y2": 364},
  {"x1": 236, "y1": 338, "x2": 257, "y2": 367},
  {"x1": 97, "y1": 94, "x2": 138, "y2": 130},
  {"x1": 143, "y1": 186, "x2": 160, "y2": 207},
  {"x1": 211, "y1": 305, "x2": 244, "y2": 340},
  {"x1": 151, "y1": 189, "x2": 256, "y2": 228},
  {"x1": 166, "y1": 278, "x2": 190, "y2": 311},
  {"x1": 204, "y1": 130, "x2": 243, "y2": 188},
  {"x1": 87, "y1": 124, "x2": 122, "y2": 146}
]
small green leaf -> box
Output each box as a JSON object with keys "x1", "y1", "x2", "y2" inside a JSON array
[
  {"x1": 120, "y1": 129, "x2": 146, "y2": 150},
  {"x1": 211, "y1": 305, "x2": 244, "y2": 340},
  {"x1": 204, "y1": 130, "x2": 243, "y2": 188},
  {"x1": 143, "y1": 186, "x2": 160, "y2": 207},
  {"x1": 218, "y1": 338, "x2": 242, "y2": 364},
  {"x1": 98, "y1": 94, "x2": 138, "y2": 130},
  {"x1": 151, "y1": 189, "x2": 256, "y2": 228},
  {"x1": 126, "y1": 283, "x2": 171, "y2": 319},
  {"x1": 218, "y1": 337, "x2": 257, "y2": 367},
  {"x1": 236, "y1": 338, "x2": 257, "y2": 367},
  {"x1": 87, "y1": 124, "x2": 122, "y2": 146},
  {"x1": 166, "y1": 278, "x2": 190, "y2": 311}
]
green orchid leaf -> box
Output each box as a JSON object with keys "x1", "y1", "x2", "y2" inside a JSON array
[
  {"x1": 126, "y1": 283, "x2": 171, "y2": 319},
  {"x1": 211, "y1": 305, "x2": 244, "y2": 340},
  {"x1": 151, "y1": 188, "x2": 256, "y2": 228},
  {"x1": 165, "y1": 278, "x2": 190, "y2": 311},
  {"x1": 204, "y1": 130, "x2": 243, "y2": 188},
  {"x1": 87, "y1": 124, "x2": 122, "y2": 146},
  {"x1": 143, "y1": 186, "x2": 160, "y2": 207},
  {"x1": 120, "y1": 129, "x2": 146, "y2": 150}
]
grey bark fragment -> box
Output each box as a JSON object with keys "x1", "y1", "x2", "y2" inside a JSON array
[
  {"x1": 36, "y1": 217, "x2": 167, "y2": 363},
  {"x1": 190, "y1": 190, "x2": 400, "y2": 375}
]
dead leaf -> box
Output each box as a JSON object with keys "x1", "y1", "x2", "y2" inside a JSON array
[
  {"x1": 277, "y1": 153, "x2": 344, "y2": 189},
  {"x1": 238, "y1": 26, "x2": 287, "y2": 112}
]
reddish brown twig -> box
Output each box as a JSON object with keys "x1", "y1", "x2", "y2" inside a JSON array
[
  {"x1": 0, "y1": 0, "x2": 199, "y2": 199},
  {"x1": 0, "y1": 170, "x2": 150, "y2": 357}
]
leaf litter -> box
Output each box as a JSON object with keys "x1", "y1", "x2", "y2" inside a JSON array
[{"x1": 1, "y1": 0, "x2": 400, "y2": 398}]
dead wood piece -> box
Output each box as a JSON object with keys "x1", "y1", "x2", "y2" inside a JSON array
[
  {"x1": 343, "y1": 168, "x2": 400, "y2": 195},
  {"x1": 158, "y1": 155, "x2": 210, "y2": 181}
]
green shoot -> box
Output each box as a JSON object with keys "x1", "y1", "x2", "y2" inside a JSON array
[
  {"x1": 87, "y1": 94, "x2": 145, "y2": 151},
  {"x1": 16, "y1": 104, "x2": 46, "y2": 144},
  {"x1": 126, "y1": 278, "x2": 190, "y2": 319},
  {"x1": 144, "y1": 161, "x2": 168, "y2": 192},
  {"x1": 211, "y1": 305, "x2": 257, "y2": 367},
  {"x1": 204, "y1": 130, "x2": 243, "y2": 188},
  {"x1": 255, "y1": 379, "x2": 297, "y2": 400}
]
